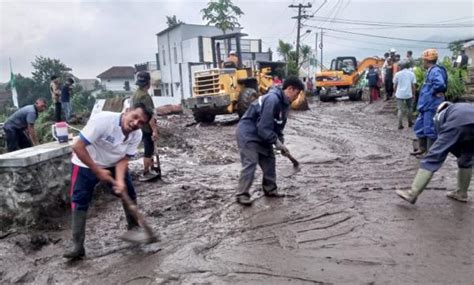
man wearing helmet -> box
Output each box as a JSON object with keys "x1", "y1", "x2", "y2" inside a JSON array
[
  {"x1": 411, "y1": 49, "x2": 448, "y2": 156},
  {"x1": 396, "y1": 102, "x2": 474, "y2": 204},
  {"x1": 131, "y1": 71, "x2": 161, "y2": 182},
  {"x1": 224, "y1": 50, "x2": 239, "y2": 68}
]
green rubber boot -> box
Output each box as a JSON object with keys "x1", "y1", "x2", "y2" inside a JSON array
[
  {"x1": 446, "y1": 168, "x2": 472, "y2": 203},
  {"x1": 63, "y1": 210, "x2": 87, "y2": 259},
  {"x1": 396, "y1": 169, "x2": 433, "y2": 204}
]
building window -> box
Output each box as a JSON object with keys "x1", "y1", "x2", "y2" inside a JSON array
[{"x1": 173, "y1": 43, "x2": 178, "y2": 64}]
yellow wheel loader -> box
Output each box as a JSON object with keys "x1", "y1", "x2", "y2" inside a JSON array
[{"x1": 182, "y1": 33, "x2": 306, "y2": 123}]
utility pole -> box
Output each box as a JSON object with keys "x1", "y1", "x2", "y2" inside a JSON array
[
  {"x1": 314, "y1": 32, "x2": 318, "y2": 74},
  {"x1": 289, "y1": 2, "x2": 313, "y2": 68},
  {"x1": 320, "y1": 28, "x2": 324, "y2": 71}
]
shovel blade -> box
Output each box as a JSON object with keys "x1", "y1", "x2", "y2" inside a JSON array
[{"x1": 119, "y1": 229, "x2": 159, "y2": 244}]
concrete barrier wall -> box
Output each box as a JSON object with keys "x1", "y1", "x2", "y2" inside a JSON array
[{"x1": 0, "y1": 142, "x2": 72, "y2": 229}]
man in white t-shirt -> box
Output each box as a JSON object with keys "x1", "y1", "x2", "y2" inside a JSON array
[
  {"x1": 63, "y1": 103, "x2": 153, "y2": 259},
  {"x1": 393, "y1": 60, "x2": 416, "y2": 130}
]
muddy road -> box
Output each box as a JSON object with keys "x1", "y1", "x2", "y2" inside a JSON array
[{"x1": 1, "y1": 98, "x2": 473, "y2": 284}]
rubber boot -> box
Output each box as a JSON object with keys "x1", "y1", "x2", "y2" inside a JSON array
[
  {"x1": 122, "y1": 199, "x2": 140, "y2": 230},
  {"x1": 446, "y1": 168, "x2": 472, "y2": 203},
  {"x1": 63, "y1": 210, "x2": 87, "y2": 259},
  {"x1": 411, "y1": 137, "x2": 427, "y2": 156},
  {"x1": 396, "y1": 169, "x2": 433, "y2": 204}
]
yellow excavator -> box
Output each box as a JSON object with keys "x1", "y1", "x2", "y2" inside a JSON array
[
  {"x1": 315, "y1": 56, "x2": 384, "y2": 102},
  {"x1": 182, "y1": 33, "x2": 307, "y2": 123}
]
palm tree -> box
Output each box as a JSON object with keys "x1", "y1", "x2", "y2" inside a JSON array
[{"x1": 201, "y1": 0, "x2": 244, "y2": 34}]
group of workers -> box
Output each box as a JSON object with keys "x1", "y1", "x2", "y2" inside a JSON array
[
  {"x1": 1, "y1": 47, "x2": 472, "y2": 260},
  {"x1": 50, "y1": 75, "x2": 75, "y2": 122}
]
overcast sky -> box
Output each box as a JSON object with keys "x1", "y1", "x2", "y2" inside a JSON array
[{"x1": 0, "y1": 0, "x2": 473, "y2": 82}]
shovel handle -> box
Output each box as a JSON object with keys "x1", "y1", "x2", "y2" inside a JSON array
[
  {"x1": 120, "y1": 191, "x2": 155, "y2": 238},
  {"x1": 282, "y1": 151, "x2": 299, "y2": 167}
]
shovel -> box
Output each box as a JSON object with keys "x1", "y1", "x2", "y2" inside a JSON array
[
  {"x1": 281, "y1": 150, "x2": 301, "y2": 177},
  {"x1": 119, "y1": 191, "x2": 159, "y2": 244}
]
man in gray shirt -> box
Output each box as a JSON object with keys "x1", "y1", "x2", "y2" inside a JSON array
[{"x1": 3, "y1": 98, "x2": 48, "y2": 152}]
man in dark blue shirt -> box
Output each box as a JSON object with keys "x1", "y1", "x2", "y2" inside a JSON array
[
  {"x1": 366, "y1": 65, "x2": 380, "y2": 103},
  {"x1": 235, "y1": 76, "x2": 304, "y2": 206},
  {"x1": 61, "y1": 78, "x2": 74, "y2": 122}
]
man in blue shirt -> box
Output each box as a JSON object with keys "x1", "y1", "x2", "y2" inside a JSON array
[
  {"x1": 412, "y1": 49, "x2": 447, "y2": 156},
  {"x1": 3, "y1": 98, "x2": 48, "y2": 152},
  {"x1": 235, "y1": 76, "x2": 304, "y2": 206},
  {"x1": 61, "y1": 78, "x2": 74, "y2": 122}
]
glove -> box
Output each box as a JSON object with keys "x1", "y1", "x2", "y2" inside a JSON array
[{"x1": 275, "y1": 139, "x2": 289, "y2": 155}]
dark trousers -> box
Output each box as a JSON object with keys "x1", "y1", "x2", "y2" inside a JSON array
[
  {"x1": 421, "y1": 126, "x2": 474, "y2": 172},
  {"x1": 4, "y1": 126, "x2": 32, "y2": 152},
  {"x1": 70, "y1": 164, "x2": 137, "y2": 211},
  {"x1": 385, "y1": 80, "x2": 394, "y2": 98},
  {"x1": 55, "y1": 102, "x2": 62, "y2": 122},
  {"x1": 236, "y1": 144, "x2": 277, "y2": 197}
]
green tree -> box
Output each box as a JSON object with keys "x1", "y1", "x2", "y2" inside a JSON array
[
  {"x1": 6, "y1": 74, "x2": 36, "y2": 107},
  {"x1": 277, "y1": 40, "x2": 292, "y2": 62},
  {"x1": 277, "y1": 40, "x2": 312, "y2": 77},
  {"x1": 201, "y1": 0, "x2": 244, "y2": 34},
  {"x1": 29, "y1": 56, "x2": 72, "y2": 105},
  {"x1": 166, "y1": 15, "x2": 183, "y2": 27},
  {"x1": 31, "y1": 56, "x2": 71, "y2": 87}
]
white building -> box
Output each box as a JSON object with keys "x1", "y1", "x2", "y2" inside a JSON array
[
  {"x1": 97, "y1": 66, "x2": 136, "y2": 92},
  {"x1": 156, "y1": 23, "x2": 270, "y2": 104}
]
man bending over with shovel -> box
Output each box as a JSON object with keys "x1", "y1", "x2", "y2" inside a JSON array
[
  {"x1": 235, "y1": 76, "x2": 304, "y2": 206},
  {"x1": 64, "y1": 103, "x2": 153, "y2": 259}
]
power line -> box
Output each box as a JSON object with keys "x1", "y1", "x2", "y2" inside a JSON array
[
  {"x1": 303, "y1": 25, "x2": 451, "y2": 44},
  {"x1": 307, "y1": 15, "x2": 474, "y2": 28},
  {"x1": 324, "y1": 33, "x2": 450, "y2": 50}
]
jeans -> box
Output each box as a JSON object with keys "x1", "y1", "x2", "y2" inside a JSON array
[
  {"x1": 236, "y1": 143, "x2": 277, "y2": 197},
  {"x1": 55, "y1": 102, "x2": 62, "y2": 122},
  {"x1": 62, "y1": 102, "x2": 72, "y2": 122},
  {"x1": 396, "y1": 98, "x2": 413, "y2": 127}
]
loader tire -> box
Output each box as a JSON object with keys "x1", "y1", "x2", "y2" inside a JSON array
[
  {"x1": 237, "y1": 88, "x2": 258, "y2": 118},
  {"x1": 193, "y1": 111, "x2": 215, "y2": 123}
]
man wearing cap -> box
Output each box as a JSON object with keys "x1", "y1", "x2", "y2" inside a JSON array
[
  {"x1": 235, "y1": 76, "x2": 304, "y2": 206},
  {"x1": 3, "y1": 98, "x2": 48, "y2": 152},
  {"x1": 131, "y1": 71, "x2": 160, "y2": 181},
  {"x1": 412, "y1": 49, "x2": 448, "y2": 156},
  {"x1": 393, "y1": 60, "x2": 416, "y2": 129},
  {"x1": 396, "y1": 102, "x2": 474, "y2": 204}
]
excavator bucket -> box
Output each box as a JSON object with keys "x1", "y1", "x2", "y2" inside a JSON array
[{"x1": 291, "y1": 91, "x2": 309, "y2": 111}]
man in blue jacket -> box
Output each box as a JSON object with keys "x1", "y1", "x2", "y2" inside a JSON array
[
  {"x1": 397, "y1": 102, "x2": 474, "y2": 204},
  {"x1": 235, "y1": 76, "x2": 304, "y2": 206},
  {"x1": 412, "y1": 49, "x2": 447, "y2": 156}
]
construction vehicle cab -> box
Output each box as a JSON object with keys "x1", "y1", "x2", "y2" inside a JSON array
[
  {"x1": 316, "y1": 56, "x2": 384, "y2": 102},
  {"x1": 182, "y1": 32, "x2": 262, "y2": 123}
]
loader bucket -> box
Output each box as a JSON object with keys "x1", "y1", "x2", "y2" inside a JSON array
[{"x1": 291, "y1": 91, "x2": 309, "y2": 111}]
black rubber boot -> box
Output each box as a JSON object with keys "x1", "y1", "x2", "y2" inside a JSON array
[
  {"x1": 63, "y1": 210, "x2": 87, "y2": 259},
  {"x1": 122, "y1": 199, "x2": 140, "y2": 230}
]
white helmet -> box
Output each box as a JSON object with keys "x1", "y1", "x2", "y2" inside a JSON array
[
  {"x1": 229, "y1": 50, "x2": 237, "y2": 55},
  {"x1": 390, "y1": 48, "x2": 396, "y2": 53}
]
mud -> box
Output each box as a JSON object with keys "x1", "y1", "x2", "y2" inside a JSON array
[{"x1": 1, "y1": 98, "x2": 473, "y2": 284}]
